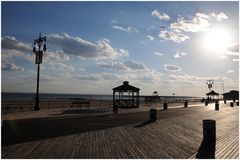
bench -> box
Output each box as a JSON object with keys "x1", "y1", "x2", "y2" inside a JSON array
[{"x1": 71, "y1": 101, "x2": 90, "y2": 110}]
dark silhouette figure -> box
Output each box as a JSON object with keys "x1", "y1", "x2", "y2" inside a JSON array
[{"x1": 196, "y1": 120, "x2": 216, "y2": 159}]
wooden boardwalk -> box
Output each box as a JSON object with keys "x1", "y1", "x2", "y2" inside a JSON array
[
  {"x1": 2, "y1": 102, "x2": 239, "y2": 159},
  {"x1": 189, "y1": 126, "x2": 239, "y2": 159}
]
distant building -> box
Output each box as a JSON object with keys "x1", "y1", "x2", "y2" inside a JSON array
[{"x1": 222, "y1": 90, "x2": 239, "y2": 101}]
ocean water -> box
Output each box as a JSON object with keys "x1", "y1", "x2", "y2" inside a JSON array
[{"x1": 1, "y1": 92, "x2": 113, "y2": 101}]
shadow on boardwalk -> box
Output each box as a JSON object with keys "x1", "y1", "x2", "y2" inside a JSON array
[
  {"x1": 50, "y1": 109, "x2": 108, "y2": 115},
  {"x1": 2, "y1": 107, "x2": 189, "y2": 146},
  {"x1": 196, "y1": 139, "x2": 216, "y2": 158},
  {"x1": 134, "y1": 109, "x2": 165, "y2": 128},
  {"x1": 2, "y1": 111, "x2": 150, "y2": 146}
]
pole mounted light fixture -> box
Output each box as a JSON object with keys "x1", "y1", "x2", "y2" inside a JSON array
[
  {"x1": 206, "y1": 79, "x2": 214, "y2": 91},
  {"x1": 33, "y1": 33, "x2": 47, "y2": 111}
]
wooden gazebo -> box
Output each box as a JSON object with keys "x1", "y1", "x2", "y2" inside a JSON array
[
  {"x1": 112, "y1": 81, "x2": 140, "y2": 111},
  {"x1": 206, "y1": 90, "x2": 219, "y2": 100}
]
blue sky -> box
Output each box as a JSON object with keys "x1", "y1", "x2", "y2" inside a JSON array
[{"x1": 1, "y1": 1, "x2": 239, "y2": 96}]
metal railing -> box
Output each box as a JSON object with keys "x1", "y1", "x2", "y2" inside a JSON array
[{"x1": 1, "y1": 99, "x2": 113, "y2": 114}]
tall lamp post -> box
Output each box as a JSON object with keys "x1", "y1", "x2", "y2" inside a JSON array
[
  {"x1": 206, "y1": 80, "x2": 214, "y2": 91},
  {"x1": 33, "y1": 33, "x2": 47, "y2": 111}
]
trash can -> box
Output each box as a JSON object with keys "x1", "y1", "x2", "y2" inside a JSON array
[
  {"x1": 215, "y1": 101, "x2": 219, "y2": 111},
  {"x1": 149, "y1": 109, "x2": 157, "y2": 122},
  {"x1": 205, "y1": 101, "x2": 208, "y2": 106},
  {"x1": 163, "y1": 103, "x2": 168, "y2": 110},
  {"x1": 203, "y1": 120, "x2": 216, "y2": 142},
  {"x1": 184, "y1": 100, "x2": 188, "y2": 108},
  {"x1": 230, "y1": 102, "x2": 234, "y2": 107}
]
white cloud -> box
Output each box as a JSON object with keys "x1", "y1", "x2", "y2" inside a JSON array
[
  {"x1": 111, "y1": 20, "x2": 119, "y2": 25},
  {"x1": 174, "y1": 53, "x2": 181, "y2": 58},
  {"x1": 2, "y1": 62, "x2": 24, "y2": 71},
  {"x1": 74, "y1": 75, "x2": 101, "y2": 81},
  {"x1": 47, "y1": 33, "x2": 128, "y2": 59},
  {"x1": 170, "y1": 12, "x2": 228, "y2": 33},
  {"x1": 147, "y1": 35, "x2": 154, "y2": 40},
  {"x1": 98, "y1": 60, "x2": 147, "y2": 71},
  {"x1": 181, "y1": 52, "x2": 186, "y2": 56},
  {"x1": 210, "y1": 12, "x2": 228, "y2": 21},
  {"x1": 151, "y1": 10, "x2": 170, "y2": 20},
  {"x1": 40, "y1": 50, "x2": 76, "y2": 73},
  {"x1": 174, "y1": 51, "x2": 186, "y2": 58},
  {"x1": 45, "y1": 50, "x2": 70, "y2": 62},
  {"x1": 2, "y1": 36, "x2": 32, "y2": 53},
  {"x1": 232, "y1": 59, "x2": 239, "y2": 62},
  {"x1": 119, "y1": 49, "x2": 129, "y2": 56},
  {"x1": 153, "y1": 52, "x2": 164, "y2": 56},
  {"x1": 98, "y1": 61, "x2": 127, "y2": 70},
  {"x1": 40, "y1": 75, "x2": 56, "y2": 81},
  {"x1": 100, "y1": 38, "x2": 111, "y2": 44},
  {"x1": 124, "y1": 60, "x2": 147, "y2": 70},
  {"x1": 226, "y1": 43, "x2": 239, "y2": 55},
  {"x1": 112, "y1": 25, "x2": 138, "y2": 33},
  {"x1": 227, "y1": 69, "x2": 234, "y2": 74},
  {"x1": 164, "y1": 64, "x2": 181, "y2": 72},
  {"x1": 1, "y1": 36, "x2": 34, "y2": 63},
  {"x1": 159, "y1": 30, "x2": 190, "y2": 43}
]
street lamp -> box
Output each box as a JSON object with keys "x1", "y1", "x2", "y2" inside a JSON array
[
  {"x1": 33, "y1": 33, "x2": 47, "y2": 111},
  {"x1": 206, "y1": 80, "x2": 214, "y2": 91}
]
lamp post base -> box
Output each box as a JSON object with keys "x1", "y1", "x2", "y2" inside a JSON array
[
  {"x1": 34, "y1": 106, "x2": 40, "y2": 111},
  {"x1": 34, "y1": 97, "x2": 40, "y2": 111}
]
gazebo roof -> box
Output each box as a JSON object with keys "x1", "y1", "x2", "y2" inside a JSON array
[
  {"x1": 113, "y1": 81, "x2": 140, "y2": 92},
  {"x1": 206, "y1": 90, "x2": 219, "y2": 96}
]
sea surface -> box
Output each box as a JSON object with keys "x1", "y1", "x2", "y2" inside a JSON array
[{"x1": 1, "y1": 92, "x2": 113, "y2": 101}]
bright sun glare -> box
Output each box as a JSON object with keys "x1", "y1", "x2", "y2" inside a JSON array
[{"x1": 203, "y1": 29, "x2": 231, "y2": 53}]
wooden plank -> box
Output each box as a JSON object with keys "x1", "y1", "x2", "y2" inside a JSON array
[{"x1": 2, "y1": 104, "x2": 238, "y2": 159}]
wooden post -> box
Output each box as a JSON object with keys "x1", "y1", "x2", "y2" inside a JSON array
[
  {"x1": 205, "y1": 101, "x2": 208, "y2": 106},
  {"x1": 163, "y1": 103, "x2": 168, "y2": 110},
  {"x1": 230, "y1": 102, "x2": 234, "y2": 107},
  {"x1": 215, "y1": 101, "x2": 219, "y2": 111},
  {"x1": 184, "y1": 100, "x2": 188, "y2": 108},
  {"x1": 203, "y1": 120, "x2": 216, "y2": 142}
]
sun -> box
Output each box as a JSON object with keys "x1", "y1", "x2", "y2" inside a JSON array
[{"x1": 203, "y1": 29, "x2": 231, "y2": 52}]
